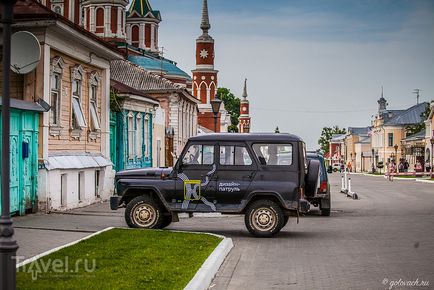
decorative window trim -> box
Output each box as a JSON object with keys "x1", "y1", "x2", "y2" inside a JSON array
[
  {"x1": 136, "y1": 113, "x2": 143, "y2": 159},
  {"x1": 127, "y1": 112, "x2": 135, "y2": 160},
  {"x1": 49, "y1": 56, "x2": 64, "y2": 136},
  {"x1": 88, "y1": 71, "x2": 101, "y2": 141},
  {"x1": 70, "y1": 65, "x2": 86, "y2": 139},
  {"x1": 51, "y1": 3, "x2": 64, "y2": 15}
]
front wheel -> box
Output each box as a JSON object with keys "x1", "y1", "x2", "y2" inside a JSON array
[
  {"x1": 125, "y1": 195, "x2": 164, "y2": 229},
  {"x1": 244, "y1": 200, "x2": 284, "y2": 237}
]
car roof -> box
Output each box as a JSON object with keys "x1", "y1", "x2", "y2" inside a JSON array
[
  {"x1": 307, "y1": 152, "x2": 324, "y2": 159},
  {"x1": 189, "y1": 133, "x2": 304, "y2": 142}
]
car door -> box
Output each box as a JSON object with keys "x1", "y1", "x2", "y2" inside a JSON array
[
  {"x1": 214, "y1": 143, "x2": 257, "y2": 211},
  {"x1": 172, "y1": 142, "x2": 218, "y2": 212}
]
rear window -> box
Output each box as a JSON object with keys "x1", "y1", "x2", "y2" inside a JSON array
[
  {"x1": 220, "y1": 146, "x2": 253, "y2": 166},
  {"x1": 252, "y1": 144, "x2": 292, "y2": 165}
]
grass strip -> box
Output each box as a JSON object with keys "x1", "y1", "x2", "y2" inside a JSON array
[{"x1": 17, "y1": 228, "x2": 222, "y2": 290}]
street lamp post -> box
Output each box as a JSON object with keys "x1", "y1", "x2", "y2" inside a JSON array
[
  {"x1": 371, "y1": 148, "x2": 375, "y2": 173},
  {"x1": 1, "y1": 1, "x2": 19, "y2": 289},
  {"x1": 210, "y1": 93, "x2": 222, "y2": 133},
  {"x1": 394, "y1": 144, "x2": 399, "y2": 163}
]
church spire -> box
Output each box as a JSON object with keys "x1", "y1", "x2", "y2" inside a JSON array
[
  {"x1": 200, "y1": 0, "x2": 211, "y2": 34},
  {"x1": 242, "y1": 78, "x2": 248, "y2": 99}
]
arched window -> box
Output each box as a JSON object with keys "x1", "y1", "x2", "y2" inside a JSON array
[
  {"x1": 131, "y1": 25, "x2": 139, "y2": 47},
  {"x1": 209, "y1": 82, "x2": 216, "y2": 103},
  {"x1": 95, "y1": 7, "x2": 104, "y2": 33},
  {"x1": 145, "y1": 23, "x2": 151, "y2": 48},
  {"x1": 199, "y1": 82, "x2": 207, "y2": 104}
]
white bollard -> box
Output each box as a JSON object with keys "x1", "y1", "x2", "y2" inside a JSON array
[
  {"x1": 344, "y1": 170, "x2": 348, "y2": 193},
  {"x1": 347, "y1": 178, "x2": 358, "y2": 200},
  {"x1": 341, "y1": 176, "x2": 345, "y2": 193}
]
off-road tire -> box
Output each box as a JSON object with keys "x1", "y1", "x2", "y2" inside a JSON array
[
  {"x1": 305, "y1": 159, "x2": 320, "y2": 197},
  {"x1": 245, "y1": 199, "x2": 284, "y2": 237},
  {"x1": 160, "y1": 214, "x2": 173, "y2": 229},
  {"x1": 125, "y1": 195, "x2": 164, "y2": 229},
  {"x1": 320, "y1": 197, "x2": 331, "y2": 216},
  {"x1": 281, "y1": 216, "x2": 290, "y2": 229}
]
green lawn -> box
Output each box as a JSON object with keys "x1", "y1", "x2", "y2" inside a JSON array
[{"x1": 17, "y1": 228, "x2": 222, "y2": 290}]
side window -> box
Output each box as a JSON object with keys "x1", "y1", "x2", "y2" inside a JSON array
[
  {"x1": 182, "y1": 144, "x2": 214, "y2": 165},
  {"x1": 253, "y1": 144, "x2": 293, "y2": 165},
  {"x1": 220, "y1": 146, "x2": 253, "y2": 166}
]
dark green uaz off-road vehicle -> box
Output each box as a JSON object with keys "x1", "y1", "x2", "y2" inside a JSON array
[{"x1": 111, "y1": 133, "x2": 320, "y2": 237}]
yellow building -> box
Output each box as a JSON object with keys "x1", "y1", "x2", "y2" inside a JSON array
[
  {"x1": 371, "y1": 94, "x2": 429, "y2": 170},
  {"x1": 344, "y1": 127, "x2": 370, "y2": 172}
]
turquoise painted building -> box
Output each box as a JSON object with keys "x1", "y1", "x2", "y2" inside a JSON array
[
  {"x1": 110, "y1": 80, "x2": 159, "y2": 171},
  {"x1": 0, "y1": 99, "x2": 48, "y2": 215}
]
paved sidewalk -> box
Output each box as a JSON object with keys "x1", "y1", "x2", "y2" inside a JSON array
[{"x1": 13, "y1": 202, "x2": 127, "y2": 260}]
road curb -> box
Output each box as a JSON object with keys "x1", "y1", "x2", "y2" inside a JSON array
[
  {"x1": 184, "y1": 235, "x2": 233, "y2": 290},
  {"x1": 415, "y1": 179, "x2": 434, "y2": 184}
]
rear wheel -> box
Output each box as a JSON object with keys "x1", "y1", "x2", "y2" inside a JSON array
[
  {"x1": 244, "y1": 200, "x2": 284, "y2": 237},
  {"x1": 320, "y1": 197, "x2": 331, "y2": 216},
  {"x1": 125, "y1": 195, "x2": 164, "y2": 229}
]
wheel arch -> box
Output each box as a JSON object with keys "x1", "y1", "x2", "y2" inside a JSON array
[
  {"x1": 121, "y1": 186, "x2": 170, "y2": 212},
  {"x1": 242, "y1": 191, "x2": 286, "y2": 212}
]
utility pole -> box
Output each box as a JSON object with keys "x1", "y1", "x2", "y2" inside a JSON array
[
  {"x1": 413, "y1": 89, "x2": 422, "y2": 105},
  {"x1": 1, "y1": 1, "x2": 19, "y2": 289}
]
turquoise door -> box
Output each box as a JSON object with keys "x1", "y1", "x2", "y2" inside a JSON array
[
  {"x1": 0, "y1": 109, "x2": 38, "y2": 215},
  {"x1": 9, "y1": 111, "x2": 20, "y2": 213}
]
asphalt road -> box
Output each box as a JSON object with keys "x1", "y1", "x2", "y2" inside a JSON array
[{"x1": 13, "y1": 174, "x2": 434, "y2": 290}]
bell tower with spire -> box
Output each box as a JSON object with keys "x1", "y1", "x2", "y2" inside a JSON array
[
  {"x1": 239, "y1": 79, "x2": 251, "y2": 133},
  {"x1": 192, "y1": 0, "x2": 220, "y2": 132},
  {"x1": 378, "y1": 86, "x2": 388, "y2": 114}
]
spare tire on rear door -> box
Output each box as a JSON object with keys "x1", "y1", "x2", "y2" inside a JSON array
[{"x1": 305, "y1": 159, "x2": 320, "y2": 197}]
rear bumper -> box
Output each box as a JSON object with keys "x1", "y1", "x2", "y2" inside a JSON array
[{"x1": 110, "y1": 196, "x2": 122, "y2": 210}]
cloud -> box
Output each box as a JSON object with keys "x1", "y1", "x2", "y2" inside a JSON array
[{"x1": 154, "y1": 0, "x2": 434, "y2": 148}]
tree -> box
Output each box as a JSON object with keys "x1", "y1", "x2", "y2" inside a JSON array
[
  {"x1": 318, "y1": 126, "x2": 346, "y2": 153},
  {"x1": 218, "y1": 87, "x2": 241, "y2": 132},
  {"x1": 110, "y1": 89, "x2": 126, "y2": 112},
  {"x1": 405, "y1": 102, "x2": 432, "y2": 136}
]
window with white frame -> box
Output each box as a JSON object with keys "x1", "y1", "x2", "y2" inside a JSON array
[
  {"x1": 89, "y1": 72, "x2": 101, "y2": 132},
  {"x1": 50, "y1": 56, "x2": 64, "y2": 127},
  {"x1": 71, "y1": 65, "x2": 86, "y2": 131},
  {"x1": 128, "y1": 112, "x2": 135, "y2": 159},
  {"x1": 144, "y1": 114, "x2": 149, "y2": 157},
  {"x1": 136, "y1": 113, "x2": 143, "y2": 158}
]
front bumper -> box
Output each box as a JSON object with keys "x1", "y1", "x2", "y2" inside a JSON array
[{"x1": 110, "y1": 196, "x2": 122, "y2": 210}]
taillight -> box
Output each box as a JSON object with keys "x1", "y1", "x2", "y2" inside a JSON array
[
  {"x1": 299, "y1": 187, "x2": 305, "y2": 199},
  {"x1": 319, "y1": 181, "x2": 328, "y2": 193}
]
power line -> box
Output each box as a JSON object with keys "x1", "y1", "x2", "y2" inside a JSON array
[{"x1": 249, "y1": 106, "x2": 375, "y2": 113}]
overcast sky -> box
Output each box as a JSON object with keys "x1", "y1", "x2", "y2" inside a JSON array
[{"x1": 150, "y1": 0, "x2": 434, "y2": 149}]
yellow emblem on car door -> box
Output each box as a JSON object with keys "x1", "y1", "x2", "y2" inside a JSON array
[{"x1": 184, "y1": 180, "x2": 201, "y2": 201}]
